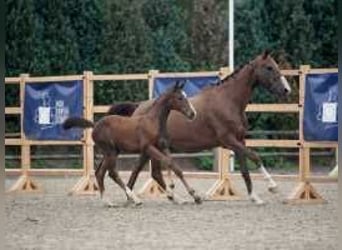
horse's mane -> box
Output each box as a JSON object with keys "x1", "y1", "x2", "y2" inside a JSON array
[
  {"x1": 201, "y1": 64, "x2": 246, "y2": 92},
  {"x1": 221, "y1": 64, "x2": 245, "y2": 82}
]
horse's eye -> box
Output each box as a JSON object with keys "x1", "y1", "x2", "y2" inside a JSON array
[{"x1": 266, "y1": 66, "x2": 273, "y2": 71}]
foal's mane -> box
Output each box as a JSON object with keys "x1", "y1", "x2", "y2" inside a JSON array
[{"x1": 148, "y1": 86, "x2": 175, "y2": 110}]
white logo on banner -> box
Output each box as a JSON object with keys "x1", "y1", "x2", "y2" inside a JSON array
[
  {"x1": 316, "y1": 89, "x2": 338, "y2": 125},
  {"x1": 38, "y1": 107, "x2": 51, "y2": 124},
  {"x1": 322, "y1": 102, "x2": 337, "y2": 123},
  {"x1": 34, "y1": 91, "x2": 70, "y2": 129}
]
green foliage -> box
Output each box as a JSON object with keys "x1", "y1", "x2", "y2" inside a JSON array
[
  {"x1": 142, "y1": 0, "x2": 191, "y2": 71},
  {"x1": 194, "y1": 155, "x2": 214, "y2": 171},
  {"x1": 5, "y1": 0, "x2": 337, "y2": 140}
]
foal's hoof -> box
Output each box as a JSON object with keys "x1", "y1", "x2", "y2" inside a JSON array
[
  {"x1": 194, "y1": 195, "x2": 203, "y2": 205},
  {"x1": 104, "y1": 201, "x2": 117, "y2": 208},
  {"x1": 124, "y1": 199, "x2": 143, "y2": 207}
]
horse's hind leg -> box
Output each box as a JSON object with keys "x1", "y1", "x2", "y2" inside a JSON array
[{"x1": 147, "y1": 145, "x2": 202, "y2": 204}]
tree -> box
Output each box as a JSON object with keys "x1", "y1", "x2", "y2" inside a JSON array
[
  {"x1": 31, "y1": 0, "x2": 80, "y2": 75},
  {"x1": 5, "y1": 0, "x2": 36, "y2": 76},
  {"x1": 142, "y1": 0, "x2": 190, "y2": 71},
  {"x1": 189, "y1": 0, "x2": 228, "y2": 70}
]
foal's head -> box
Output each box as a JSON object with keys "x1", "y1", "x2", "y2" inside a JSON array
[
  {"x1": 252, "y1": 50, "x2": 291, "y2": 97},
  {"x1": 163, "y1": 81, "x2": 196, "y2": 120}
]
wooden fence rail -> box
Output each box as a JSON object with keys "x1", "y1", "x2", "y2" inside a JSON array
[{"x1": 5, "y1": 66, "x2": 338, "y2": 204}]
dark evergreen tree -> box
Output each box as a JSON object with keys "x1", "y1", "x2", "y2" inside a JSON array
[
  {"x1": 189, "y1": 0, "x2": 228, "y2": 70},
  {"x1": 5, "y1": 0, "x2": 36, "y2": 76},
  {"x1": 32, "y1": 0, "x2": 80, "y2": 75},
  {"x1": 141, "y1": 0, "x2": 190, "y2": 71}
]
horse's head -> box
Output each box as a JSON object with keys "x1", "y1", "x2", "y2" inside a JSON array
[
  {"x1": 252, "y1": 50, "x2": 291, "y2": 97},
  {"x1": 166, "y1": 81, "x2": 197, "y2": 121}
]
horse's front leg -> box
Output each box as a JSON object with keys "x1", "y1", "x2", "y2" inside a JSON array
[
  {"x1": 146, "y1": 145, "x2": 202, "y2": 204},
  {"x1": 244, "y1": 148, "x2": 278, "y2": 193},
  {"x1": 220, "y1": 135, "x2": 265, "y2": 205}
]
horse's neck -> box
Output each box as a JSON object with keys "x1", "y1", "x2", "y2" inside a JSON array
[{"x1": 219, "y1": 65, "x2": 256, "y2": 111}]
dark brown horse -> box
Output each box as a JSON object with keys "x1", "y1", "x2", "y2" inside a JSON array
[
  {"x1": 63, "y1": 82, "x2": 201, "y2": 206},
  {"x1": 106, "y1": 102, "x2": 140, "y2": 116},
  {"x1": 121, "y1": 51, "x2": 291, "y2": 205}
]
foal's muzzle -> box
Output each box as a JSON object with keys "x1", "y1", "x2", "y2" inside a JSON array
[{"x1": 183, "y1": 107, "x2": 196, "y2": 121}]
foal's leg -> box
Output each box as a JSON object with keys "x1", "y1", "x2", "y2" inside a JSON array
[
  {"x1": 127, "y1": 153, "x2": 150, "y2": 190},
  {"x1": 163, "y1": 148, "x2": 175, "y2": 190},
  {"x1": 95, "y1": 155, "x2": 117, "y2": 207},
  {"x1": 150, "y1": 159, "x2": 185, "y2": 204},
  {"x1": 107, "y1": 157, "x2": 142, "y2": 206},
  {"x1": 146, "y1": 145, "x2": 202, "y2": 204},
  {"x1": 95, "y1": 156, "x2": 108, "y2": 197}
]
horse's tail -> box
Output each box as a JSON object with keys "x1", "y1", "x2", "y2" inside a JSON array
[
  {"x1": 63, "y1": 117, "x2": 94, "y2": 130},
  {"x1": 106, "y1": 102, "x2": 139, "y2": 117}
]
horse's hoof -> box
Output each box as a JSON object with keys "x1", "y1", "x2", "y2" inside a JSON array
[
  {"x1": 249, "y1": 193, "x2": 265, "y2": 205},
  {"x1": 255, "y1": 200, "x2": 266, "y2": 206},
  {"x1": 134, "y1": 201, "x2": 143, "y2": 207},
  {"x1": 250, "y1": 197, "x2": 265, "y2": 206},
  {"x1": 104, "y1": 202, "x2": 116, "y2": 208},
  {"x1": 194, "y1": 196, "x2": 203, "y2": 204},
  {"x1": 268, "y1": 184, "x2": 278, "y2": 193},
  {"x1": 167, "y1": 195, "x2": 174, "y2": 201},
  {"x1": 252, "y1": 198, "x2": 266, "y2": 206}
]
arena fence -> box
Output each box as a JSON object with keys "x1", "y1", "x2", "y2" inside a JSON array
[{"x1": 5, "y1": 66, "x2": 338, "y2": 204}]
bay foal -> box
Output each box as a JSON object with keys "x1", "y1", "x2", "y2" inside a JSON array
[{"x1": 63, "y1": 82, "x2": 200, "y2": 205}]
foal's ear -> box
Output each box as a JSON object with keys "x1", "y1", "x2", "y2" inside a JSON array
[
  {"x1": 179, "y1": 81, "x2": 186, "y2": 89},
  {"x1": 262, "y1": 49, "x2": 271, "y2": 59},
  {"x1": 173, "y1": 80, "x2": 185, "y2": 91}
]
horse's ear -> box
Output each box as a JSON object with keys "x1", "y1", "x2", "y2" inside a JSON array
[
  {"x1": 179, "y1": 81, "x2": 186, "y2": 89},
  {"x1": 173, "y1": 81, "x2": 180, "y2": 91},
  {"x1": 262, "y1": 49, "x2": 271, "y2": 59}
]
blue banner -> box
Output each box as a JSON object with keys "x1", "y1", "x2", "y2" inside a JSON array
[
  {"x1": 153, "y1": 76, "x2": 220, "y2": 98},
  {"x1": 24, "y1": 81, "x2": 83, "y2": 140},
  {"x1": 303, "y1": 73, "x2": 338, "y2": 141}
]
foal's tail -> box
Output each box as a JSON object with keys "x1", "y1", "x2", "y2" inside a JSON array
[{"x1": 63, "y1": 117, "x2": 94, "y2": 130}]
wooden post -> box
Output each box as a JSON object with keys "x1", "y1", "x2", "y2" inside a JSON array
[
  {"x1": 69, "y1": 71, "x2": 98, "y2": 195},
  {"x1": 285, "y1": 65, "x2": 325, "y2": 204},
  {"x1": 138, "y1": 69, "x2": 167, "y2": 198},
  {"x1": 7, "y1": 74, "x2": 42, "y2": 193},
  {"x1": 206, "y1": 67, "x2": 241, "y2": 201},
  {"x1": 206, "y1": 147, "x2": 241, "y2": 201}
]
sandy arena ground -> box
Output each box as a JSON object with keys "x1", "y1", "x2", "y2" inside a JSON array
[{"x1": 5, "y1": 174, "x2": 338, "y2": 250}]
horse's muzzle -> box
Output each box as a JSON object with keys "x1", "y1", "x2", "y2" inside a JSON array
[{"x1": 187, "y1": 110, "x2": 197, "y2": 121}]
